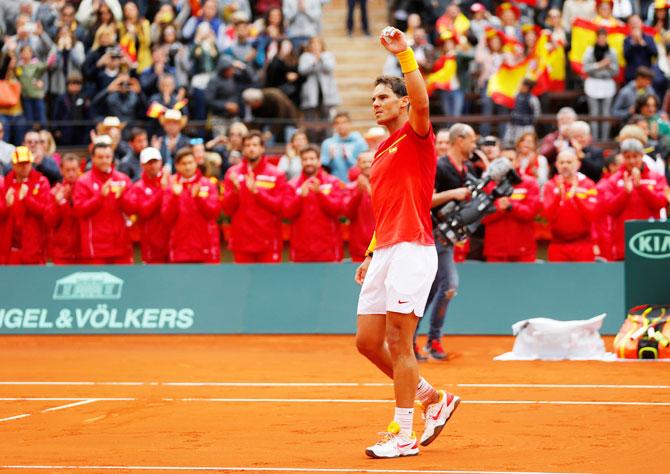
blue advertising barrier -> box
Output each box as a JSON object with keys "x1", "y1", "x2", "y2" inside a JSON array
[{"x1": 0, "y1": 262, "x2": 624, "y2": 335}]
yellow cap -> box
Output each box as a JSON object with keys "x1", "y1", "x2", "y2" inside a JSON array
[{"x1": 12, "y1": 146, "x2": 33, "y2": 164}]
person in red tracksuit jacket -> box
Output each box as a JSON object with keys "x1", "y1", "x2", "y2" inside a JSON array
[
  {"x1": 162, "y1": 147, "x2": 221, "y2": 263},
  {"x1": 542, "y1": 149, "x2": 599, "y2": 262},
  {"x1": 0, "y1": 146, "x2": 51, "y2": 264},
  {"x1": 221, "y1": 130, "x2": 286, "y2": 263},
  {"x1": 129, "y1": 147, "x2": 170, "y2": 263},
  {"x1": 283, "y1": 145, "x2": 345, "y2": 262},
  {"x1": 343, "y1": 151, "x2": 374, "y2": 262},
  {"x1": 45, "y1": 153, "x2": 82, "y2": 264},
  {"x1": 599, "y1": 138, "x2": 668, "y2": 261},
  {"x1": 73, "y1": 142, "x2": 134, "y2": 264},
  {"x1": 483, "y1": 154, "x2": 541, "y2": 262}
]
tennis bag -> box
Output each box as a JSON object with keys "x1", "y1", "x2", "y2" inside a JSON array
[{"x1": 613, "y1": 305, "x2": 670, "y2": 359}]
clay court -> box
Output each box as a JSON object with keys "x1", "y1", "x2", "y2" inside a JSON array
[{"x1": 0, "y1": 335, "x2": 666, "y2": 474}]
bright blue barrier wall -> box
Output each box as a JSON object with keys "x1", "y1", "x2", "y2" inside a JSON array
[{"x1": 0, "y1": 263, "x2": 624, "y2": 335}]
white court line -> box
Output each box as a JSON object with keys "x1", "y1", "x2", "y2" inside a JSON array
[
  {"x1": 458, "y1": 384, "x2": 670, "y2": 389},
  {"x1": 178, "y1": 398, "x2": 670, "y2": 407},
  {"x1": 0, "y1": 413, "x2": 30, "y2": 422},
  {"x1": 0, "y1": 398, "x2": 135, "y2": 402},
  {"x1": 0, "y1": 466, "x2": 592, "y2": 474},
  {"x1": 42, "y1": 399, "x2": 100, "y2": 413},
  {"x1": 0, "y1": 396, "x2": 668, "y2": 406},
  {"x1": 0, "y1": 381, "x2": 669, "y2": 389}
]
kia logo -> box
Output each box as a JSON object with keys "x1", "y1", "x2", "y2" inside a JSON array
[{"x1": 629, "y1": 229, "x2": 670, "y2": 259}]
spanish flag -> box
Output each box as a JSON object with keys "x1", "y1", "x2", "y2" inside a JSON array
[
  {"x1": 487, "y1": 57, "x2": 533, "y2": 108},
  {"x1": 426, "y1": 54, "x2": 457, "y2": 94},
  {"x1": 532, "y1": 31, "x2": 566, "y2": 94},
  {"x1": 146, "y1": 101, "x2": 167, "y2": 118},
  {"x1": 569, "y1": 18, "x2": 659, "y2": 79}
]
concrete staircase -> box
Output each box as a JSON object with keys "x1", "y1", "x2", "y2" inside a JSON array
[{"x1": 321, "y1": 0, "x2": 390, "y2": 131}]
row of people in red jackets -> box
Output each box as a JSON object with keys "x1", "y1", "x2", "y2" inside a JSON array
[
  {"x1": 0, "y1": 132, "x2": 376, "y2": 265},
  {"x1": 481, "y1": 139, "x2": 668, "y2": 262}
]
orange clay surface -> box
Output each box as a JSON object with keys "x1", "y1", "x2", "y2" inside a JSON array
[{"x1": 0, "y1": 335, "x2": 667, "y2": 474}]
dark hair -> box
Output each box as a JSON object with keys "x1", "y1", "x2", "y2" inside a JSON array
[
  {"x1": 61, "y1": 153, "x2": 81, "y2": 166},
  {"x1": 263, "y1": 7, "x2": 284, "y2": 33},
  {"x1": 299, "y1": 144, "x2": 320, "y2": 157},
  {"x1": 333, "y1": 111, "x2": 351, "y2": 122},
  {"x1": 92, "y1": 142, "x2": 112, "y2": 155},
  {"x1": 174, "y1": 147, "x2": 194, "y2": 164},
  {"x1": 635, "y1": 66, "x2": 654, "y2": 79},
  {"x1": 374, "y1": 75, "x2": 407, "y2": 98},
  {"x1": 242, "y1": 130, "x2": 265, "y2": 146},
  {"x1": 634, "y1": 93, "x2": 658, "y2": 114},
  {"x1": 128, "y1": 127, "x2": 147, "y2": 142}
]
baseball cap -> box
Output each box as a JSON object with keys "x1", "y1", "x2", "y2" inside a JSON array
[
  {"x1": 93, "y1": 134, "x2": 113, "y2": 145},
  {"x1": 101, "y1": 116, "x2": 123, "y2": 129},
  {"x1": 140, "y1": 147, "x2": 162, "y2": 164},
  {"x1": 162, "y1": 109, "x2": 183, "y2": 122},
  {"x1": 12, "y1": 146, "x2": 33, "y2": 164},
  {"x1": 471, "y1": 3, "x2": 486, "y2": 13}
]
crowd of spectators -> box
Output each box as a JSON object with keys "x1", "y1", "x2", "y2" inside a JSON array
[
  {"x1": 0, "y1": 0, "x2": 338, "y2": 148},
  {"x1": 1, "y1": 0, "x2": 670, "y2": 265}
]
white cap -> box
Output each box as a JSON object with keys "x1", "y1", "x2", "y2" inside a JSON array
[
  {"x1": 102, "y1": 116, "x2": 122, "y2": 128},
  {"x1": 93, "y1": 134, "x2": 113, "y2": 145},
  {"x1": 140, "y1": 147, "x2": 162, "y2": 164},
  {"x1": 162, "y1": 109, "x2": 183, "y2": 121}
]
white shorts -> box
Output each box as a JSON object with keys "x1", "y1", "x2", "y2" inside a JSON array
[{"x1": 356, "y1": 242, "x2": 438, "y2": 317}]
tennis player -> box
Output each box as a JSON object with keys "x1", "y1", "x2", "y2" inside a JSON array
[{"x1": 354, "y1": 26, "x2": 460, "y2": 459}]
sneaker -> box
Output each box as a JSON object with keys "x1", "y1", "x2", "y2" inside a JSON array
[
  {"x1": 365, "y1": 421, "x2": 419, "y2": 458},
  {"x1": 425, "y1": 339, "x2": 447, "y2": 360},
  {"x1": 414, "y1": 343, "x2": 428, "y2": 362},
  {"x1": 419, "y1": 390, "x2": 460, "y2": 446}
]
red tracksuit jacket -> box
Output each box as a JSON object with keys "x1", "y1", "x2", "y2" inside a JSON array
[
  {"x1": 73, "y1": 167, "x2": 134, "y2": 260},
  {"x1": 284, "y1": 169, "x2": 344, "y2": 262},
  {"x1": 221, "y1": 157, "x2": 286, "y2": 254},
  {"x1": 542, "y1": 173, "x2": 598, "y2": 242},
  {"x1": 0, "y1": 169, "x2": 51, "y2": 264},
  {"x1": 600, "y1": 166, "x2": 668, "y2": 260},
  {"x1": 483, "y1": 175, "x2": 541, "y2": 260},
  {"x1": 129, "y1": 173, "x2": 170, "y2": 263},
  {"x1": 45, "y1": 181, "x2": 81, "y2": 263},
  {"x1": 342, "y1": 181, "x2": 375, "y2": 262},
  {"x1": 161, "y1": 171, "x2": 221, "y2": 263}
]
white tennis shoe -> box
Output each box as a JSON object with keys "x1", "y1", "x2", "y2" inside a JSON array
[
  {"x1": 420, "y1": 390, "x2": 460, "y2": 446},
  {"x1": 365, "y1": 421, "x2": 419, "y2": 458}
]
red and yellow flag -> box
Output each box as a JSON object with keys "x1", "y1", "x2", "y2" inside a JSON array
[
  {"x1": 533, "y1": 31, "x2": 566, "y2": 95},
  {"x1": 146, "y1": 102, "x2": 167, "y2": 119},
  {"x1": 486, "y1": 56, "x2": 533, "y2": 108},
  {"x1": 426, "y1": 55, "x2": 457, "y2": 94},
  {"x1": 569, "y1": 18, "x2": 659, "y2": 80}
]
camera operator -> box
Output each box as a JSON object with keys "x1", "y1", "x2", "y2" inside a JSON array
[{"x1": 415, "y1": 124, "x2": 476, "y2": 361}]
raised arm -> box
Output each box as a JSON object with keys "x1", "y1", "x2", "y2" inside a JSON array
[{"x1": 380, "y1": 26, "x2": 430, "y2": 136}]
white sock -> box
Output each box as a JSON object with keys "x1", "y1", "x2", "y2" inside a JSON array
[
  {"x1": 416, "y1": 376, "x2": 438, "y2": 406},
  {"x1": 394, "y1": 407, "x2": 414, "y2": 437}
]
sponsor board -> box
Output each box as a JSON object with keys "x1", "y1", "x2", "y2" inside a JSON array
[{"x1": 1, "y1": 271, "x2": 195, "y2": 331}]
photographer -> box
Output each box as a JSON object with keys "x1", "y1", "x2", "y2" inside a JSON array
[
  {"x1": 415, "y1": 124, "x2": 475, "y2": 361},
  {"x1": 91, "y1": 72, "x2": 145, "y2": 123}
]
